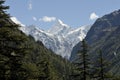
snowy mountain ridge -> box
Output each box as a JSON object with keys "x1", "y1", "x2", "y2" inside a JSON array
[{"x1": 19, "y1": 19, "x2": 91, "y2": 59}]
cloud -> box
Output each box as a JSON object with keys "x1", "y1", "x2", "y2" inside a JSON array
[
  {"x1": 28, "y1": 0, "x2": 32, "y2": 10},
  {"x1": 90, "y1": 12, "x2": 99, "y2": 20},
  {"x1": 39, "y1": 16, "x2": 56, "y2": 22},
  {"x1": 32, "y1": 16, "x2": 37, "y2": 21},
  {"x1": 10, "y1": 17, "x2": 25, "y2": 26}
]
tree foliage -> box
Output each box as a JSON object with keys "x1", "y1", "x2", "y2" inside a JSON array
[
  {"x1": 71, "y1": 39, "x2": 91, "y2": 80},
  {"x1": 0, "y1": 1, "x2": 72, "y2": 80}
]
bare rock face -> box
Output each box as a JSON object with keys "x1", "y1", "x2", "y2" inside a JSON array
[{"x1": 70, "y1": 9, "x2": 120, "y2": 75}]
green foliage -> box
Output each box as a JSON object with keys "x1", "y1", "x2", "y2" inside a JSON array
[
  {"x1": 0, "y1": 1, "x2": 72, "y2": 80},
  {"x1": 91, "y1": 50, "x2": 113, "y2": 80},
  {"x1": 71, "y1": 39, "x2": 91, "y2": 80}
]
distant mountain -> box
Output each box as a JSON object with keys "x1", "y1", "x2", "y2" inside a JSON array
[
  {"x1": 70, "y1": 9, "x2": 120, "y2": 75},
  {"x1": 20, "y1": 19, "x2": 91, "y2": 59},
  {"x1": 48, "y1": 19, "x2": 71, "y2": 36}
]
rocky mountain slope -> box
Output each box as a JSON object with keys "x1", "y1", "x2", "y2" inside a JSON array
[{"x1": 70, "y1": 9, "x2": 120, "y2": 75}]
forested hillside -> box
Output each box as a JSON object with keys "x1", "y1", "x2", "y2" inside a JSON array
[{"x1": 0, "y1": 1, "x2": 71, "y2": 80}]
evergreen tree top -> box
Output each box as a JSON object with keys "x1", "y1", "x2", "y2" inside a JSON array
[
  {"x1": 0, "y1": 0, "x2": 5, "y2": 4},
  {"x1": 0, "y1": 0, "x2": 9, "y2": 11}
]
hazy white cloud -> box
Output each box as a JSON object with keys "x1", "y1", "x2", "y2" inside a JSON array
[
  {"x1": 10, "y1": 17, "x2": 25, "y2": 26},
  {"x1": 32, "y1": 16, "x2": 37, "y2": 21},
  {"x1": 28, "y1": 0, "x2": 32, "y2": 10},
  {"x1": 90, "y1": 12, "x2": 99, "y2": 20},
  {"x1": 39, "y1": 16, "x2": 56, "y2": 22}
]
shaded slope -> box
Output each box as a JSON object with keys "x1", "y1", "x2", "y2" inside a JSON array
[{"x1": 70, "y1": 9, "x2": 120, "y2": 75}]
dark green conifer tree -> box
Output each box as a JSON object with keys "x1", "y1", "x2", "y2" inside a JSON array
[
  {"x1": 71, "y1": 39, "x2": 91, "y2": 80},
  {"x1": 0, "y1": 0, "x2": 30, "y2": 79},
  {"x1": 0, "y1": 0, "x2": 10, "y2": 27},
  {"x1": 93, "y1": 50, "x2": 112, "y2": 80}
]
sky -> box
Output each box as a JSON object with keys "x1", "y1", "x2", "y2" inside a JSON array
[{"x1": 5, "y1": 0, "x2": 120, "y2": 30}]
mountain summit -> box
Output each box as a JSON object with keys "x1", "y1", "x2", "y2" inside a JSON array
[
  {"x1": 20, "y1": 19, "x2": 91, "y2": 59},
  {"x1": 48, "y1": 19, "x2": 70, "y2": 36}
]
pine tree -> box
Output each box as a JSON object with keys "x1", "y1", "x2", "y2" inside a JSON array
[
  {"x1": 0, "y1": 1, "x2": 31, "y2": 79},
  {"x1": 0, "y1": 0, "x2": 10, "y2": 27},
  {"x1": 0, "y1": 26, "x2": 30, "y2": 80},
  {"x1": 93, "y1": 50, "x2": 112, "y2": 80},
  {"x1": 0, "y1": 0, "x2": 10, "y2": 79},
  {"x1": 71, "y1": 39, "x2": 91, "y2": 80},
  {"x1": 0, "y1": 0, "x2": 9, "y2": 15}
]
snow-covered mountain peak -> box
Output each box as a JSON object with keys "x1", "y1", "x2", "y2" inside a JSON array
[
  {"x1": 57, "y1": 19, "x2": 69, "y2": 28},
  {"x1": 20, "y1": 20, "x2": 91, "y2": 59},
  {"x1": 48, "y1": 19, "x2": 71, "y2": 35}
]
